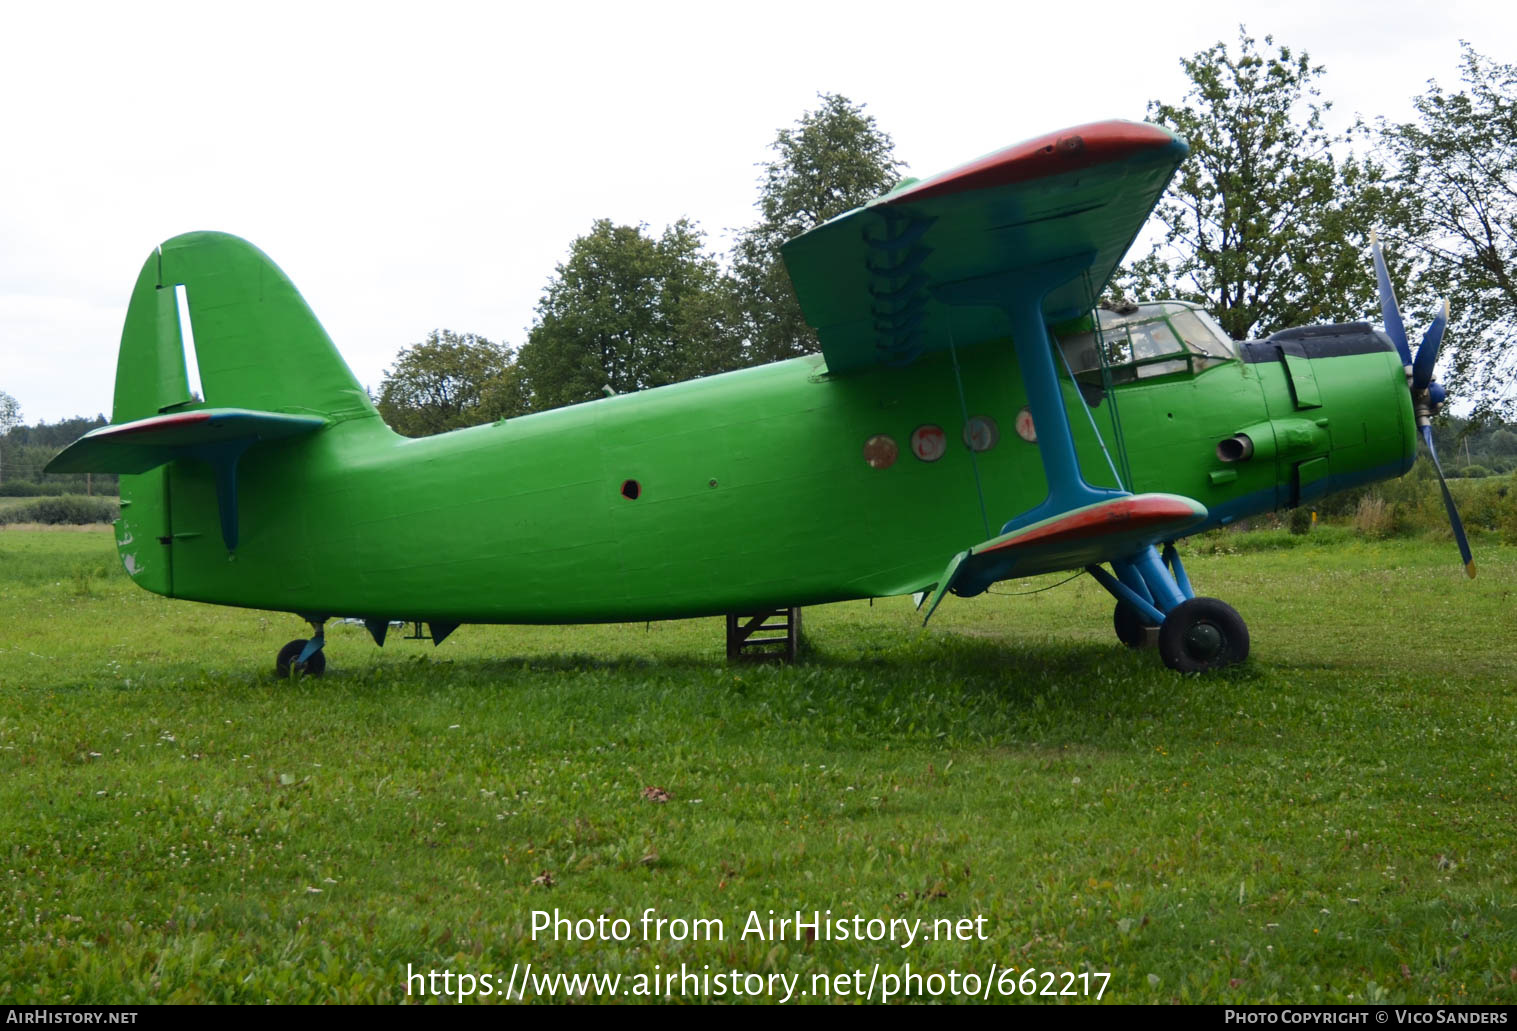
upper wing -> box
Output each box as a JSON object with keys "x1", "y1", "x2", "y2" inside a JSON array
[{"x1": 780, "y1": 120, "x2": 1188, "y2": 374}]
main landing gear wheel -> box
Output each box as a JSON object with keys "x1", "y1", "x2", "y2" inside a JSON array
[
  {"x1": 1113, "y1": 601, "x2": 1157, "y2": 649},
  {"x1": 276, "y1": 639, "x2": 326, "y2": 679},
  {"x1": 1158, "y1": 597, "x2": 1249, "y2": 673}
]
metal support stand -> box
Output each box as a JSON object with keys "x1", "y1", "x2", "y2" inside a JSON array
[
  {"x1": 726, "y1": 608, "x2": 802, "y2": 663},
  {"x1": 400, "y1": 620, "x2": 458, "y2": 646}
]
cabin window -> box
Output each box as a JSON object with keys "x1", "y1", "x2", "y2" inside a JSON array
[
  {"x1": 1168, "y1": 308, "x2": 1238, "y2": 365},
  {"x1": 1057, "y1": 301, "x2": 1236, "y2": 386},
  {"x1": 1108, "y1": 320, "x2": 1187, "y2": 378}
]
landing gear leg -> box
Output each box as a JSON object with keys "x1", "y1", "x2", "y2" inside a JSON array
[
  {"x1": 276, "y1": 617, "x2": 327, "y2": 678},
  {"x1": 1088, "y1": 544, "x2": 1250, "y2": 672}
]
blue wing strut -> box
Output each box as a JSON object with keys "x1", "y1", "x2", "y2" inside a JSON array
[
  {"x1": 936, "y1": 253, "x2": 1127, "y2": 533},
  {"x1": 927, "y1": 256, "x2": 1205, "y2": 625}
]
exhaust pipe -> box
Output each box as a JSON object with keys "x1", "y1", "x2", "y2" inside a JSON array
[{"x1": 1217, "y1": 433, "x2": 1254, "y2": 463}]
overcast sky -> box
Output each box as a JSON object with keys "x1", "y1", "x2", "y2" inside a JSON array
[{"x1": 2, "y1": 0, "x2": 1510, "y2": 424}]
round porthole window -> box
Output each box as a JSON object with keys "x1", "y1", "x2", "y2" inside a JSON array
[
  {"x1": 863, "y1": 434, "x2": 898, "y2": 470},
  {"x1": 1013, "y1": 408, "x2": 1035, "y2": 443},
  {"x1": 965, "y1": 415, "x2": 1002, "y2": 451},
  {"x1": 910, "y1": 424, "x2": 946, "y2": 462}
]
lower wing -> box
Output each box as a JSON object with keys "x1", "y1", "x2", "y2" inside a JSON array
[{"x1": 922, "y1": 493, "x2": 1207, "y2": 622}]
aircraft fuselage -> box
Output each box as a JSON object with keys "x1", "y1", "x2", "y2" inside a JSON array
[{"x1": 117, "y1": 322, "x2": 1413, "y2": 625}]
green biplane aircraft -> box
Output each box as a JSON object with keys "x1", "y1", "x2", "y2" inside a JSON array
[{"x1": 48, "y1": 119, "x2": 1473, "y2": 675}]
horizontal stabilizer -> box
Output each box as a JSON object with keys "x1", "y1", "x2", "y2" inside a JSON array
[
  {"x1": 45, "y1": 408, "x2": 325, "y2": 552},
  {"x1": 45, "y1": 408, "x2": 325, "y2": 474},
  {"x1": 923, "y1": 493, "x2": 1207, "y2": 623}
]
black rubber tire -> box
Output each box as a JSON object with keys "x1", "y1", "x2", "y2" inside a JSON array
[
  {"x1": 1158, "y1": 597, "x2": 1249, "y2": 673},
  {"x1": 276, "y1": 638, "x2": 327, "y2": 679},
  {"x1": 1113, "y1": 601, "x2": 1157, "y2": 649}
]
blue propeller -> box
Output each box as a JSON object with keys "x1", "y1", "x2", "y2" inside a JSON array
[
  {"x1": 1420, "y1": 425, "x2": 1477, "y2": 577},
  {"x1": 1412, "y1": 299, "x2": 1449, "y2": 393},
  {"x1": 1370, "y1": 233, "x2": 1414, "y2": 366},
  {"x1": 1370, "y1": 234, "x2": 1474, "y2": 578}
]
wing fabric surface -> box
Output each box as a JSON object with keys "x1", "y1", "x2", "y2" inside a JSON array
[
  {"x1": 922, "y1": 494, "x2": 1208, "y2": 622},
  {"x1": 780, "y1": 120, "x2": 1188, "y2": 374}
]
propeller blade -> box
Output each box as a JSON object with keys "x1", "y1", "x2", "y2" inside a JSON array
[
  {"x1": 1421, "y1": 425, "x2": 1477, "y2": 578},
  {"x1": 1370, "y1": 232, "x2": 1413, "y2": 365},
  {"x1": 1412, "y1": 299, "x2": 1450, "y2": 392}
]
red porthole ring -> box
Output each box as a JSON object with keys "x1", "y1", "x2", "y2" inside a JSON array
[
  {"x1": 621, "y1": 479, "x2": 641, "y2": 500},
  {"x1": 910, "y1": 424, "x2": 946, "y2": 462}
]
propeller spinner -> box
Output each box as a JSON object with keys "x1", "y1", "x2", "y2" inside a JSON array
[{"x1": 1370, "y1": 234, "x2": 1475, "y2": 578}]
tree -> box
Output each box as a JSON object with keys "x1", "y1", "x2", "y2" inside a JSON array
[
  {"x1": 0, "y1": 391, "x2": 16, "y2": 486},
  {"x1": 0, "y1": 391, "x2": 18, "y2": 434},
  {"x1": 375, "y1": 330, "x2": 523, "y2": 438},
  {"x1": 1382, "y1": 44, "x2": 1517, "y2": 420},
  {"x1": 516, "y1": 219, "x2": 739, "y2": 412},
  {"x1": 730, "y1": 93, "x2": 905, "y2": 365},
  {"x1": 0, "y1": 413, "x2": 114, "y2": 492},
  {"x1": 1118, "y1": 29, "x2": 1408, "y2": 341}
]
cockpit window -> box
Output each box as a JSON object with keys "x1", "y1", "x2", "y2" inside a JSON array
[
  {"x1": 1057, "y1": 301, "x2": 1236, "y2": 385},
  {"x1": 1168, "y1": 308, "x2": 1237, "y2": 362}
]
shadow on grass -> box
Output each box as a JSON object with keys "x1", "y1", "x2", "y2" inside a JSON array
[{"x1": 296, "y1": 632, "x2": 1271, "y2": 745}]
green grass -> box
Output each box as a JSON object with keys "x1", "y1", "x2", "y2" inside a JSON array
[{"x1": 1, "y1": 527, "x2": 1514, "y2": 1004}]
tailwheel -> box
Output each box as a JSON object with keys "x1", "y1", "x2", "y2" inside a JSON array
[
  {"x1": 1158, "y1": 597, "x2": 1249, "y2": 673},
  {"x1": 1113, "y1": 601, "x2": 1157, "y2": 649},
  {"x1": 276, "y1": 637, "x2": 326, "y2": 678}
]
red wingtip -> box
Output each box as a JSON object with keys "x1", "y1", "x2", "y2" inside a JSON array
[
  {"x1": 979, "y1": 495, "x2": 1204, "y2": 554},
  {"x1": 886, "y1": 120, "x2": 1183, "y2": 205}
]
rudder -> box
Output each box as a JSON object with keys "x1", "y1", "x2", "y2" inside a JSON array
[{"x1": 114, "y1": 231, "x2": 378, "y2": 423}]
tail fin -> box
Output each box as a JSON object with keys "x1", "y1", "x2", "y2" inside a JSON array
[
  {"x1": 113, "y1": 231, "x2": 377, "y2": 423},
  {"x1": 52, "y1": 232, "x2": 383, "y2": 586}
]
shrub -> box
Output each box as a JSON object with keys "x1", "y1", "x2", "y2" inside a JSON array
[
  {"x1": 1353, "y1": 494, "x2": 1394, "y2": 538},
  {"x1": 0, "y1": 480, "x2": 64, "y2": 497},
  {"x1": 0, "y1": 495, "x2": 119, "y2": 525},
  {"x1": 1288, "y1": 506, "x2": 1313, "y2": 535},
  {"x1": 1316, "y1": 484, "x2": 1371, "y2": 518},
  {"x1": 1453, "y1": 475, "x2": 1517, "y2": 535}
]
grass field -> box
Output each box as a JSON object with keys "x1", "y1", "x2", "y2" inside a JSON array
[{"x1": 1, "y1": 525, "x2": 1514, "y2": 1004}]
